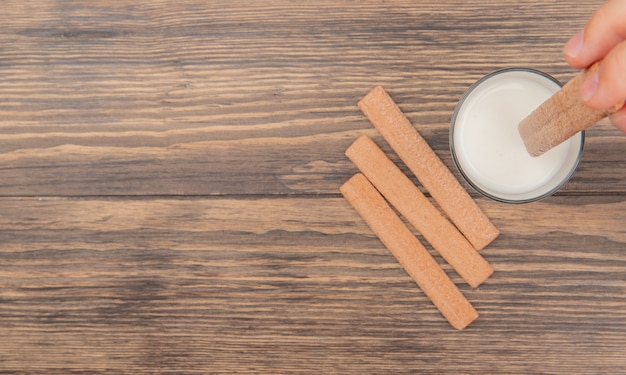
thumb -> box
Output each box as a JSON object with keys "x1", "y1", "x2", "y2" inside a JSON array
[
  {"x1": 581, "y1": 40, "x2": 626, "y2": 110},
  {"x1": 609, "y1": 105, "x2": 626, "y2": 134}
]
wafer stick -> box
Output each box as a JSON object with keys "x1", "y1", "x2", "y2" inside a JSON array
[
  {"x1": 346, "y1": 135, "x2": 493, "y2": 288},
  {"x1": 358, "y1": 86, "x2": 499, "y2": 250},
  {"x1": 341, "y1": 173, "x2": 478, "y2": 330},
  {"x1": 519, "y1": 62, "x2": 623, "y2": 157}
]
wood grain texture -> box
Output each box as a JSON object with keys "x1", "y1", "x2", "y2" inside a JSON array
[
  {"x1": 1, "y1": 0, "x2": 624, "y2": 196},
  {"x1": 1, "y1": 196, "x2": 625, "y2": 373},
  {"x1": 1, "y1": 0, "x2": 625, "y2": 374}
]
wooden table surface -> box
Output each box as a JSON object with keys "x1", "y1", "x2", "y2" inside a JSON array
[{"x1": 2, "y1": 1, "x2": 625, "y2": 373}]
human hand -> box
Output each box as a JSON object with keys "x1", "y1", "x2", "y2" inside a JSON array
[{"x1": 563, "y1": 0, "x2": 626, "y2": 132}]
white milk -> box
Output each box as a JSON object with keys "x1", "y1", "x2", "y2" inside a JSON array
[{"x1": 450, "y1": 69, "x2": 583, "y2": 203}]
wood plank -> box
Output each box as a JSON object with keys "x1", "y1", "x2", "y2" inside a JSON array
[
  {"x1": 3, "y1": 1, "x2": 626, "y2": 374},
  {"x1": 1, "y1": 196, "x2": 625, "y2": 373},
  {"x1": 2, "y1": 0, "x2": 623, "y2": 196}
]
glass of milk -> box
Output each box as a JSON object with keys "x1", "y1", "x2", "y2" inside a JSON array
[{"x1": 450, "y1": 68, "x2": 584, "y2": 204}]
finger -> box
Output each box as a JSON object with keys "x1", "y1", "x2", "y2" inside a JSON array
[
  {"x1": 582, "y1": 40, "x2": 626, "y2": 109},
  {"x1": 564, "y1": 0, "x2": 626, "y2": 69},
  {"x1": 609, "y1": 105, "x2": 626, "y2": 134}
]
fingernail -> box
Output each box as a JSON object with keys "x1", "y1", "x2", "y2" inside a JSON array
[
  {"x1": 610, "y1": 105, "x2": 626, "y2": 121},
  {"x1": 610, "y1": 108, "x2": 626, "y2": 134},
  {"x1": 564, "y1": 30, "x2": 584, "y2": 58},
  {"x1": 581, "y1": 69, "x2": 599, "y2": 103}
]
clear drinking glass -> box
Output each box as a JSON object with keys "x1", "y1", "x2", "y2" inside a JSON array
[{"x1": 449, "y1": 68, "x2": 584, "y2": 204}]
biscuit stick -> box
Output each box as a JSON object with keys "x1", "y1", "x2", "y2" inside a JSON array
[
  {"x1": 346, "y1": 135, "x2": 493, "y2": 288},
  {"x1": 518, "y1": 62, "x2": 622, "y2": 157},
  {"x1": 358, "y1": 86, "x2": 499, "y2": 250},
  {"x1": 341, "y1": 173, "x2": 479, "y2": 330}
]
